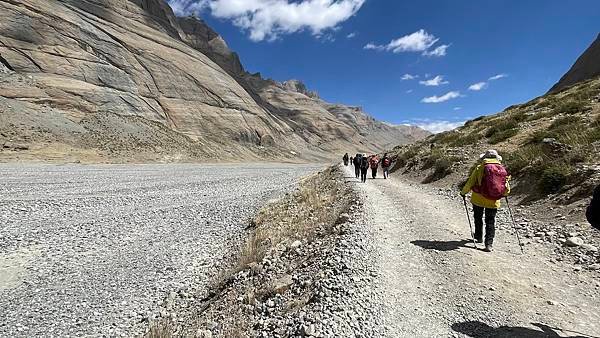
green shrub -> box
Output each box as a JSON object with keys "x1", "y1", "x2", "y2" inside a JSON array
[
  {"x1": 423, "y1": 155, "x2": 461, "y2": 183},
  {"x1": 504, "y1": 145, "x2": 545, "y2": 175},
  {"x1": 488, "y1": 128, "x2": 519, "y2": 144},
  {"x1": 539, "y1": 165, "x2": 569, "y2": 194},
  {"x1": 485, "y1": 117, "x2": 519, "y2": 138},
  {"x1": 553, "y1": 100, "x2": 588, "y2": 115},
  {"x1": 535, "y1": 98, "x2": 557, "y2": 109},
  {"x1": 549, "y1": 115, "x2": 582, "y2": 129},
  {"x1": 527, "y1": 130, "x2": 553, "y2": 144}
]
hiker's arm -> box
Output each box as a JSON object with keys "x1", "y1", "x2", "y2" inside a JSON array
[{"x1": 460, "y1": 166, "x2": 479, "y2": 196}]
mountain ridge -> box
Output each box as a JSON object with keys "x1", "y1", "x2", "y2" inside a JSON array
[
  {"x1": 550, "y1": 33, "x2": 600, "y2": 93},
  {"x1": 0, "y1": 0, "x2": 428, "y2": 163}
]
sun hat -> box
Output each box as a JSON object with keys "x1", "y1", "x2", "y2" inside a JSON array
[{"x1": 479, "y1": 149, "x2": 502, "y2": 161}]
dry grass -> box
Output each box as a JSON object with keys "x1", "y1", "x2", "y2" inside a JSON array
[{"x1": 238, "y1": 166, "x2": 348, "y2": 269}]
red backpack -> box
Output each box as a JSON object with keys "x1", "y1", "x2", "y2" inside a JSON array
[
  {"x1": 370, "y1": 157, "x2": 379, "y2": 169},
  {"x1": 473, "y1": 163, "x2": 508, "y2": 200},
  {"x1": 382, "y1": 158, "x2": 391, "y2": 167}
]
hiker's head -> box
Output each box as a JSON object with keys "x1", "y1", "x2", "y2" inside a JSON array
[{"x1": 480, "y1": 149, "x2": 502, "y2": 161}]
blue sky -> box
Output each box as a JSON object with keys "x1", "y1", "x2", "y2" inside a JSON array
[{"x1": 168, "y1": 0, "x2": 600, "y2": 132}]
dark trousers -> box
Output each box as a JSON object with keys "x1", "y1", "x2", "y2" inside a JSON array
[
  {"x1": 360, "y1": 168, "x2": 368, "y2": 182},
  {"x1": 371, "y1": 167, "x2": 378, "y2": 179},
  {"x1": 473, "y1": 205, "x2": 497, "y2": 246},
  {"x1": 383, "y1": 167, "x2": 390, "y2": 179},
  {"x1": 354, "y1": 166, "x2": 360, "y2": 179}
]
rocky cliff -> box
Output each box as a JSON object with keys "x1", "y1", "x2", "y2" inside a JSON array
[
  {"x1": 0, "y1": 0, "x2": 428, "y2": 162},
  {"x1": 550, "y1": 33, "x2": 600, "y2": 93}
]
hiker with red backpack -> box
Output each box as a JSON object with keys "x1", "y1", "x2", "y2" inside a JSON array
[
  {"x1": 370, "y1": 154, "x2": 380, "y2": 179},
  {"x1": 381, "y1": 153, "x2": 392, "y2": 179},
  {"x1": 460, "y1": 150, "x2": 511, "y2": 252}
]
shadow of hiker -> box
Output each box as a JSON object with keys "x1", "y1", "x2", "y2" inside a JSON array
[
  {"x1": 411, "y1": 239, "x2": 472, "y2": 252},
  {"x1": 451, "y1": 321, "x2": 591, "y2": 338}
]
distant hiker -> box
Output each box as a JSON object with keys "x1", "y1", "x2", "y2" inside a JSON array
[
  {"x1": 349, "y1": 156, "x2": 354, "y2": 166},
  {"x1": 360, "y1": 154, "x2": 369, "y2": 183},
  {"x1": 370, "y1": 154, "x2": 380, "y2": 179},
  {"x1": 588, "y1": 184, "x2": 600, "y2": 230},
  {"x1": 343, "y1": 153, "x2": 349, "y2": 166},
  {"x1": 381, "y1": 153, "x2": 392, "y2": 179},
  {"x1": 354, "y1": 154, "x2": 362, "y2": 179},
  {"x1": 460, "y1": 150, "x2": 510, "y2": 252}
]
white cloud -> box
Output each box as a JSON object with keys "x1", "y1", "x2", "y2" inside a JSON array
[
  {"x1": 169, "y1": 0, "x2": 209, "y2": 16},
  {"x1": 169, "y1": 0, "x2": 366, "y2": 41},
  {"x1": 419, "y1": 75, "x2": 448, "y2": 86},
  {"x1": 364, "y1": 30, "x2": 450, "y2": 56},
  {"x1": 422, "y1": 44, "x2": 450, "y2": 57},
  {"x1": 406, "y1": 89, "x2": 414, "y2": 94},
  {"x1": 346, "y1": 32, "x2": 357, "y2": 39},
  {"x1": 468, "y1": 82, "x2": 488, "y2": 91},
  {"x1": 421, "y1": 91, "x2": 461, "y2": 103},
  {"x1": 401, "y1": 74, "x2": 418, "y2": 81},
  {"x1": 489, "y1": 73, "x2": 508, "y2": 81},
  {"x1": 364, "y1": 42, "x2": 384, "y2": 51},
  {"x1": 454, "y1": 107, "x2": 462, "y2": 111},
  {"x1": 364, "y1": 29, "x2": 438, "y2": 53},
  {"x1": 409, "y1": 119, "x2": 465, "y2": 133}
]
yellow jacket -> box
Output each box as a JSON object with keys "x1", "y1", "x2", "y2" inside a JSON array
[{"x1": 461, "y1": 158, "x2": 511, "y2": 209}]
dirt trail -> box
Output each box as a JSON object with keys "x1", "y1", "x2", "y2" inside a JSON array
[{"x1": 346, "y1": 166, "x2": 600, "y2": 338}]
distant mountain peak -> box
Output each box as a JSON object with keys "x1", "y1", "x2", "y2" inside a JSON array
[{"x1": 550, "y1": 33, "x2": 600, "y2": 93}]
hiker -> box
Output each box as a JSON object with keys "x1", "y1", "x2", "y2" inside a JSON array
[
  {"x1": 588, "y1": 184, "x2": 600, "y2": 230},
  {"x1": 349, "y1": 156, "x2": 354, "y2": 166},
  {"x1": 381, "y1": 153, "x2": 392, "y2": 179},
  {"x1": 343, "y1": 153, "x2": 349, "y2": 166},
  {"x1": 353, "y1": 154, "x2": 362, "y2": 179},
  {"x1": 360, "y1": 154, "x2": 369, "y2": 183},
  {"x1": 460, "y1": 150, "x2": 510, "y2": 252},
  {"x1": 370, "y1": 154, "x2": 380, "y2": 179}
]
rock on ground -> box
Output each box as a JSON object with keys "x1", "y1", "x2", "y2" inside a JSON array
[{"x1": 0, "y1": 163, "x2": 318, "y2": 337}]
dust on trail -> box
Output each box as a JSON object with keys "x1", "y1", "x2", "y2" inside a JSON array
[{"x1": 346, "y1": 166, "x2": 600, "y2": 338}]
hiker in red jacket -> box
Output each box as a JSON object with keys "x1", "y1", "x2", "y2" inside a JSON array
[
  {"x1": 381, "y1": 153, "x2": 392, "y2": 179},
  {"x1": 370, "y1": 154, "x2": 380, "y2": 179},
  {"x1": 460, "y1": 150, "x2": 511, "y2": 252}
]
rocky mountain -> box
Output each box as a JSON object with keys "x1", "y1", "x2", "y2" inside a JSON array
[
  {"x1": 0, "y1": 0, "x2": 427, "y2": 163},
  {"x1": 550, "y1": 33, "x2": 600, "y2": 93}
]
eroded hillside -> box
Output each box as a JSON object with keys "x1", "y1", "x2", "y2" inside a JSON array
[{"x1": 0, "y1": 0, "x2": 427, "y2": 163}]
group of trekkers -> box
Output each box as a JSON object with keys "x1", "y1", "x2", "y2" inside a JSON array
[
  {"x1": 343, "y1": 152, "x2": 392, "y2": 183},
  {"x1": 342, "y1": 148, "x2": 600, "y2": 254}
]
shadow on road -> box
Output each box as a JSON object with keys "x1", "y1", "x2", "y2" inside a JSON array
[
  {"x1": 451, "y1": 321, "x2": 593, "y2": 338},
  {"x1": 411, "y1": 239, "x2": 473, "y2": 252}
]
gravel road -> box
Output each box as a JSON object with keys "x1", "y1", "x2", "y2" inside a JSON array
[
  {"x1": 0, "y1": 163, "x2": 319, "y2": 338},
  {"x1": 345, "y1": 166, "x2": 600, "y2": 337}
]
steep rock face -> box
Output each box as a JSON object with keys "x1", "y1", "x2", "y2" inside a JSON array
[
  {"x1": 0, "y1": 0, "x2": 427, "y2": 162},
  {"x1": 550, "y1": 33, "x2": 600, "y2": 93}
]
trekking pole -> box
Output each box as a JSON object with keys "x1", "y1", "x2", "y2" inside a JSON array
[
  {"x1": 462, "y1": 196, "x2": 478, "y2": 249},
  {"x1": 505, "y1": 197, "x2": 525, "y2": 254}
]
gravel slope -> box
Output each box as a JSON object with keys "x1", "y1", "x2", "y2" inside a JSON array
[
  {"x1": 346, "y1": 166, "x2": 600, "y2": 338},
  {"x1": 0, "y1": 163, "x2": 319, "y2": 338}
]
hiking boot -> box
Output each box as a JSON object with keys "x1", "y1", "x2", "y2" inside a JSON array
[
  {"x1": 484, "y1": 245, "x2": 493, "y2": 252},
  {"x1": 475, "y1": 238, "x2": 483, "y2": 244}
]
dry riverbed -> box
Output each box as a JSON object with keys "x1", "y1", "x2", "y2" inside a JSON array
[{"x1": 0, "y1": 163, "x2": 319, "y2": 337}]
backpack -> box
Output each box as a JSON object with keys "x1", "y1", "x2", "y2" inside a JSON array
[
  {"x1": 370, "y1": 157, "x2": 379, "y2": 169},
  {"x1": 382, "y1": 158, "x2": 391, "y2": 167},
  {"x1": 360, "y1": 157, "x2": 369, "y2": 169},
  {"x1": 473, "y1": 163, "x2": 508, "y2": 200}
]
